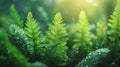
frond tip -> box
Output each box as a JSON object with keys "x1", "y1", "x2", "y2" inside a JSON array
[
  {"x1": 53, "y1": 12, "x2": 63, "y2": 23},
  {"x1": 10, "y1": 5, "x2": 23, "y2": 28}
]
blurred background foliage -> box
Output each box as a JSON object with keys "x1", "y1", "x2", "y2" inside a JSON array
[
  {"x1": 0, "y1": 0, "x2": 119, "y2": 67},
  {"x1": 0, "y1": 0, "x2": 117, "y2": 33},
  {"x1": 0, "y1": 0, "x2": 117, "y2": 49}
]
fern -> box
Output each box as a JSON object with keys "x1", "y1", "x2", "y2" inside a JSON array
[
  {"x1": 44, "y1": 12, "x2": 68, "y2": 66},
  {"x1": 0, "y1": 28, "x2": 30, "y2": 67},
  {"x1": 10, "y1": 5, "x2": 23, "y2": 28},
  {"x1": 25, "y1": 11, "x2": 43, "y2": 60},
  {"x1": 97, "y1": 21, "x2": 107, "y2": 40},
  {"x1": 0, "y1": 28, "x2": 8, "y2": 67},
  {"x1": 71, "y1": 11, "x2": 91, "y2": 61},
  {"x1": 107, "y1": 0, "x2": 120, "y2": 66},
  {"x1": 73, "y1": 11, "x2": 91, "y2": 49},
  {"x1": 0, "y1": 16, "x2": 10, "y2": 32},
  {"x1": 107, "y1": 0, "x2": 120, "y2": 44},
  {"x1": 9, "y1": 24, "x2": 29, "y2": 55},
  {"x1": 75, "y1": 48, "x2": 110, "y2": 67},
  {"x1": 96, "y1": 21, "x2": 107, "y2": 48}
]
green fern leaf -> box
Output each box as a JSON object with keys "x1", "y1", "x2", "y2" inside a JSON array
[
  {"x1": 96, "y1": 21, "x2": 107, "y2": 48},
  {"x1": 46, "y1": 12, "x2": 68, "y2": 45},
  {"x1": 0, "y1": 28, "x2": 30, "y2": 67},
  {"x1": 107, "y1": 0, "x2": 120, "y2": 44},
  {"x1": 73, "y1": 11, "x2": 91, "y2": 49},
  {"x1": 107, "y1": 1, "x2": 120, "y2": 65},
  {"x1": 97, "y1": 21, "x2": 107, "y2": 40},
  {"x1": 10, "y1": 5, "x2": 23, "y2": 28},
  {"x1": 25, "y1": 11, "x2": 43, "y2": 59},
  {"x1": 44, "y1": 12, "x2": 68, "y2": 66},
  {"x1": 75, "y1": 48, "x2": 110, "y2": 67},
  {"x1": 9, "y1": 24, "x2": 29, "y2": 55}
]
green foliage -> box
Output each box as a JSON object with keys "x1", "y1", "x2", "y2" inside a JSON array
[
  {"x1": 9, "y1": 24, "x2": 29, "y2": 54},
  {"x1": 25, "y1": 11, "x2": 43, "y2": 60},
  {"x1": 0, "y1": 2, "x2": 120, "y2": 67},
  {"x1": 0, "y1": 16, "x2": 10, "y2": 32},
  {"x1": 0, "y1": 28, "x2": 30, "y2": 67},
  {"x1": 107, "y1": 0, "x2": 120, "y2": 44},
  {"x1": 67, "y1": 11, "x2": 92, "y2": 67},
  {"x1": 0, "y1": 29, "x2": 8, "y2": 55},
  {"x1": 97, "y1": 21, "x2": 107, "y2": 40},
  {"x1": 43, "y1": 12, "x2": 68, "y2": 66},
  {"x1": 96, "y1": 21, "x2": 107, "y2": 48},
  {"x1": 73, "y1": 11, "x2": 91, "y2": 49},
  {"x1": 75, "y1": 48, "x2": 110, "y2": 67},
  {"x1": 71, "y1": 11, "x2": 92, "y2": 62},
  {"x1": 31, "y1": 62, "x2": 47, "y2": 67},
  {"x1": 0, "y1": 4, "x2": 23, "y2": 32},
  {"x1": 46, "y1": 12, "x2": 68, "y2": 46},
  {"x1": 107, "y1": 0, "x2": 120, "y2": 66},
  {"x1": 10, "y1": 5, "x2": 23, "y2": 28},
  {"x1": 0, "y1": 28, "x2": 9, "y2": 67}
]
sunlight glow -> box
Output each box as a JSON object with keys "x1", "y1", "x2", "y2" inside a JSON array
[
  {"x1": 86, "y1": 0, "x2": 93, "y2": 3},
  {"x1": 93, "y1": 2, "x2": 99, "y2": 7}
]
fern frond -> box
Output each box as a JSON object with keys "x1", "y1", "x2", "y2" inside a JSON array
[
  {"x1": 97, "y1": 21, "x2": 107, "y2": 40},
  {"x1": 25, "y1": 11, "x2": 43, "y2": 59},
  {"x1": 0, "y1": 16, "x2": 10, "y2": 31},
  {"x1": 44, "y1": 12, "x2": 68, "y2": 66},
  {"x1": 0, "y1": 28, "x2": 8, "y2": 55},
  {"x1": 107, "y1": 0, "x2": 120, "y2": 44},
  {"x1": 96, "y1": 21, "x2": 107, "y2": 48},
  {"x1": 46, "y1": 12, "x2": 68, "y2": 45},
  {"x1": 73, "y1": 11, "x2": 91, "y2": 49},
  {"x1": 75, "y1": 48, "x2": 110, "y2": 67},
  {"x1": 10, "y1": 5, "x2": 23, "y2": 28},
  {"x1": 9, "y1": 24, "x2": 29, "y2": 54},
  {"x1": 0, "y1": 28, "x2": 30, "y2": 67},
  {"x1": 107, "y1": 1, "x2": 120, "y2": 66}
]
